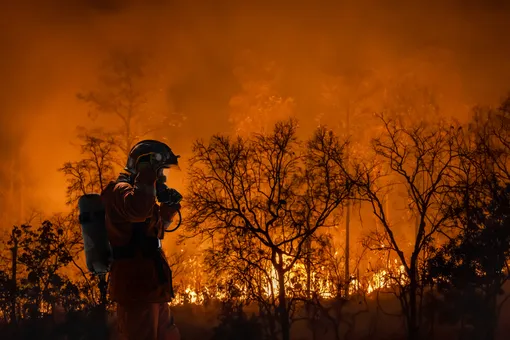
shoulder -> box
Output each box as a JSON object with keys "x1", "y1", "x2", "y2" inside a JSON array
[
  {"x1": 113, "y1": 181, "x2": 132, "y2": 192},
  {"x1": 101, "y1": 181, "x2": 130, "y2": 202}
]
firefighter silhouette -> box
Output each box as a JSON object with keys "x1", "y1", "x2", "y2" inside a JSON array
[{"x1": 81, "y1": 140, "x2": 182, "y2": 340}]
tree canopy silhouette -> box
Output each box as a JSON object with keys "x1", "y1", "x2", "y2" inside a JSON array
[{"x1": 184, "y1": 119, "x2": 356, "y2": 340}]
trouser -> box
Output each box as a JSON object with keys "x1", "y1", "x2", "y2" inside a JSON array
[{"x1": 115, "y1": 302, "x2": 180, "y2": 340}]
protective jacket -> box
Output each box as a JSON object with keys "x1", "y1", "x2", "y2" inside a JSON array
[{"x1": 101, "y1": 167, "x2": 174, "y2": 304}]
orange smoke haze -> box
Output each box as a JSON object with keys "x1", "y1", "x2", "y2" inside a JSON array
[{"x1": 1, "y1": 0, "x2": 510, "y2": 224}]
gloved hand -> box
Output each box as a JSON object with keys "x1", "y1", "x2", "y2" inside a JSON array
[
  {"x1": 158, "y1": 203, "x2": 182, "y2": 239},
  {"x1": 161, "y1": 203, "x2": 181, "y2": 223}
]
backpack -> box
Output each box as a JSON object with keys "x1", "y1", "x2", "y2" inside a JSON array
[
  {"x1": 78, "y1": 194, "x2": 112, "y2": 275},
  {"x1": 78, "y1": 193, "x2": 111, "y2": 306}
]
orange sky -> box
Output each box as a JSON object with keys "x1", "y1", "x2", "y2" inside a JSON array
[{"x1": 1, "y1": 0, "x2": 509, "y2": 223}]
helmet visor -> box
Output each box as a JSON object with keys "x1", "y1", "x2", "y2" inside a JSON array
[
  {"x1": 160, "y1": 150, "x2": 180, "y2": 167},
  {"x1": 158, "y1": 165, "x2": 180, "y2": 179}
]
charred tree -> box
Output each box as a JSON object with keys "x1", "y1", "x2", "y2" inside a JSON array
[
  {"x1": 356, "y1": 114, "x2": 460, "y2": 339},
  {"x1": 77, "y1": 50, "x2": 184, "y2": 158},
  {"x1": 424, "y1": 96, "x2": 510, "y2": 339},
  {"x1": 319, "y1": 70, "x2": 383, "y2": 297},
  {"x1": 60, "y1": 133, "x2": 118, "y2": 205},
  {"x1": 9, "y1": 228, "x2": 18, "y2": 326},
  {"x1": 184, "y1": 119, "x2": 354, "y2": 340}
]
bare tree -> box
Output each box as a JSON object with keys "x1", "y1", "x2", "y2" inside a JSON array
[
  {"x1": 292, "y1": 236, "x2": 370, "y2": 340},
  {"x1": 421, "y1": 95, "x2": 510, "y2": 339},
  {"x1": 78, "y1": 50, "x2": 184, "y2": 157},
  {"x1": 356, "y1": 114, "x2": 460, "y2": 339},
  {"x1": 184, "y1": 119, "x2": 353, "y2": 340},
  {"x1": 469, "y1": 94, "x2": 510, "y2": 183},
  {"x1": 59, "y1": 132, "x2": 119, "y2": 205},
  {"x1": 57, "y1": 131, "x2": 120, "y2": 312},
  {"x1": 319, "y1": 70, "x2": 383, "y2": 297}
]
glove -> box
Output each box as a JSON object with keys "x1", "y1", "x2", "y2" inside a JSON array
[
  {"x1": 161, "y1": 203, "x2": 181, "y2": 222},
  {"x1": 158, "y1": 203, "x2": 181, "y2": 238}
]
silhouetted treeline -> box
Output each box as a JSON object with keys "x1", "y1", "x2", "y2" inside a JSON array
[{"x1": 2, "y1": 95, "x2": 510, "y2": 340}]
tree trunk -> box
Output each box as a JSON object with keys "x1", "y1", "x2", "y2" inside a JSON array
[
  {"x1": 305, "y1": 238, "x2": 312, "y2": 299},
  {"x1": 10, "y1": 231, "x2": 18, "y2": 325},
  {"x1": 482, "y1": 289, "x2": 498, "y2": 340},
  {"x1": 277, "y1": 268, "x2": 290, "y2": 340},
  {"x1": 345, "y1": 200, "x2": 351, "y2": 297},
  {"x1": 407, "y1": 262, "x2": 419, "y2": 340},
  {"x1": 19, "y1": 174, "x2": 24, "y2": 223},
  {"x1": 344, "y1": 104, "x2": 351, "y2": 298},
  {"x1": 8, "y1": 159, "x2": 15, "y2": 225}
]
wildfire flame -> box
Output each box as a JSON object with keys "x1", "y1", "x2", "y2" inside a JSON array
[{"x1": 169, "y1": 256, "x2": 408, "y2": 306}]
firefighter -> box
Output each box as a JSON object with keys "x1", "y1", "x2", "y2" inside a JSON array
[{"x1": 101, "y1": 140, "x2": 181, "y2": 340}]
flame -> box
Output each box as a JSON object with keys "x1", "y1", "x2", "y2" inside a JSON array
[{"x1": 169, "y1": 255, "x2": 409, "y2": 306}]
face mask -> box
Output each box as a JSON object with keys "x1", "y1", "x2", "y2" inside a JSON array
[{"x1": 157, "y1": 168, "x2": 169, "y2": 184}]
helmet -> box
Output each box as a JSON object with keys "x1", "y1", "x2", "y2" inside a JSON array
[{"x1": 125, "y1": 140, "x2": 180, "y2": 174}]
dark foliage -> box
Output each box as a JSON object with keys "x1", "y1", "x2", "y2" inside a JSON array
[
  {"x1": 0, "y1": 221, "x2": 108, "y2": 340},
  {"x1": 211, "y1": 302, "x2": 263, "y2": 340},
  {"x1": 427, "y1": 182, "x2": 510, "y2": 339},
  {"x1": 3, "y1": 95, "x2": 510, "y2": 340}
]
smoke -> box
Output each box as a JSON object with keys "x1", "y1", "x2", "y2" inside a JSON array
[{"x1": 0, "y1": 0, "x2": 509, "y2": 219}]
